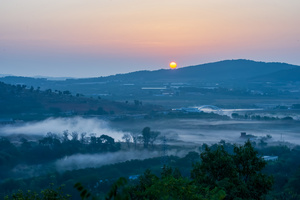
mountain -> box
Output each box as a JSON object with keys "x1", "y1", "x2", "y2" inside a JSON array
[
  {"x1": 0, "y1": 59, "x2": 299, "y2": 98},
  {"x1": 95, "y1": 59, "x2": 296, "y2": 83},
  {"x1": 250, "y1": 67, "x2": 300, "y2": 82},
  {"x1": 1, "y1": 60, "x2": 297, "y2": 84},
  {"x1": 0, "y1": 74, "x2": 12, "y2": 77}
]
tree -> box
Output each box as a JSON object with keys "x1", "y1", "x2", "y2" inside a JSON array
[
  {"x1": 108, "y1": 168, "x2": 226, "y2": 200},
  {"x1": 142, "y1": 127, "x2": 151, "y2": 149},
  {"x1": 191, "y1": 140, "x2": 273, "y2": 199},
  {"x1": 63, "y1": 90, "x2": 71, "y2": 95},
  {"x1": 284, "y1": 166, "x2": 300, "y2": 199},
  {"x1": 67, "y1": 140, "x2": 273, "y2": 199},
  {"x1": 39, "y1": 132, "x2": 61, "y2": 149},
  {"x1": 4, "y1": 184, "x2": 71, "y2": 200},
  {"x1": 20, "y1": 138, "x2": 31, "y2": 150},
  {"x1": 94, "y1": 135, "x2": 120, "y2": 152},
  {"x1": 62, "y1": 130, "x2": 69, "y2": 143},
  {"x1": 122, "y1": 133, "x2": 132, "y2": 149},
  {"x1": 130, "y1": 132, "x2": 139, "y2": 150},
  {"x1": 89, "y1": 134, "x2": 98, "y2": 152},
  {"x1": 149, "y1": 131, "x2": 160, "y2": 149},
  {"x1": 105, "y1": 177, "x2": 129, "y2": 200},
  {"x1": 141, "y1": 127, "x2": 160, "y2": 149},
  {"x1": 98, "y1": 135, "x2": 115, "y2": 151},
  {"x1": 80, "y1": 132, "x2": 87, "y2": 144},
  {"x1": 134, "y1": 100, "x2": 142, "y2": 106},
  {"x1": 70, "y1": 132, "x2": 78, "y2": 141}
]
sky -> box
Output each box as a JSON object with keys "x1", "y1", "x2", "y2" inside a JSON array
[{"x1": 1, "y1": 0, "x2": 300, "y2": 78}]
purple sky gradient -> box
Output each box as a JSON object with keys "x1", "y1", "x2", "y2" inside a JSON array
[{"x1": 1, "y1": 0, "x2": 300, "y2": 77}]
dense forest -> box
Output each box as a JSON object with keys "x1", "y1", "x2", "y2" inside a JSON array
[{"x1": 1, "y1": 133, "x2": 300, "y2": 199}]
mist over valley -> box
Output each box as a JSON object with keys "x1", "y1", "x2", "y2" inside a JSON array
[
  {"x1": 2, "y1": 60, "x2": 300, "y2": 199},
  {"x1": 2, "y1": 0, "x2": 300, "y2": 197}
]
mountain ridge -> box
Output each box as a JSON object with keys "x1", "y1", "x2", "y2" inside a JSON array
[
  {"x1": 70, "y1": 59, "x2": 297, "y2": 82},
  {"x1": 1, "y1": 59, "x2": 299, "y2": 92}
]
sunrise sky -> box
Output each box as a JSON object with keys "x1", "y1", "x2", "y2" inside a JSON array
[{"x1": 1, "y1": 0, "x2": 300, "y2": 77}]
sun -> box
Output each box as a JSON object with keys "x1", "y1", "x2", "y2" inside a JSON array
[{"x1": 169, "y1": 61, "x2": 177, "y2": 69}]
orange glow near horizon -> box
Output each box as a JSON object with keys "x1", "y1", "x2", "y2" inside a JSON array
[{"x1": 1, "y1": 0, "x2": 300, "y2": 77}]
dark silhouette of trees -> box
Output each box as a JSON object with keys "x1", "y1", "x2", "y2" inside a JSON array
[
  {"x1": 130, "y1": 132, "x2": 139, "y2": 150},
  {"x1": 4, "y1": 184, "x2": 70, "y2": 200},
  {"x1": 191, "y1": 140, "x2": 273, "y2": 199},
  {"x1": 122, "y1": 133, "x2": 132, "y2": 149},
  {"x1": 83, "y1": 141, "x2": 272, "y2": 200},
  {"x1": 141, "y1": 127, "x2": 160, "y2": 149},
  {"x1": 104, "y1": 167, "x2": 226, "y2": 200},
  {"x1": 142, "y1": 127, "x2": 151, "y2": 149},
  {"x1": 149, "y1": 131, "x2": 160, "y2": 149}
]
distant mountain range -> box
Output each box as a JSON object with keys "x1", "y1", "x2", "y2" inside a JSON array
[
  {"x1": 2, "y1": 59, "x2": 299, "y2": 84},
  {"x1": 250, "y1": 67, "x2": 300, "y2": 82},
  {"x1": 96, "y1": 59, "x2": 298, "y2": 83},
  {"x1": 1, "y1": 59, "x2": 299, "y2": 96}
]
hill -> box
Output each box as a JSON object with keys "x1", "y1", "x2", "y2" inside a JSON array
[
  {"x1": 250, "y1": 67, "x2": 300, "y2": 82},
  {"x1": 1, "y1": 60, "x2": 298, "y2": 85},
  {"x1": 97, "y1": 59, "x2": 296, "y2": 83},
  {"x1": 0, "y1": 82, "x2": 161, "y2": 121},
  {"x1": 1, "y1": 60, "x2": 299, "y2": 105}
]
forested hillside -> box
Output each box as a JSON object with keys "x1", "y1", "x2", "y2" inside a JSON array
[
  {"x1": 0, "y1": 82, "x2": 161, "y2": 120},
  {"x1": 3, "y1": 140, "x2": 300, "y2": 199}
]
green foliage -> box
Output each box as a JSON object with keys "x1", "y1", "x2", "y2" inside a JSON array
[
  {"x1": 0, "y1": 134, "x2": 121, "y2": 181},
  {"x1": 142, "y1": 127, "x2": 151, "y2": 149},
  {"x1": 74, "y1": 182, "x2": 93, "y2": 200},
  {"x1": 105, "y1": 177, "x2": 129, "y2": 200},
  {"x1": 141, "y1": 127, "x2": 160, "y2": 149},
  {"x1": 123, "y1": 167, "x2": 226, "y2": 200},
  {"x1": 4, "y1": 184, "x2": 71, "y2": 200},
  {"x1": 0, "y1": 81, "x2": 155, "y2": 120},
  {"x1": 0, "y1": 137, "x2": 19, "y2": 167},
  {"x1": 281, "y1": 166, "x2": 300, "y2": 199},
  {"x1": 3, "y1": 140, "x2": 295, "y2": 199},
  {"x1": 191, "y1": 140, "x2": 273, "y2": 199}
]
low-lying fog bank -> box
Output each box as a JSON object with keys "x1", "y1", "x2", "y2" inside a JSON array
[
  {"x1": 2, "y1": 115, "x2": 300, "y2": 178},
  {"x1": 110, "y1": 118, "x2": 300, "y2": 145},
  {"x1": 8, "y1": 149, "x2": 190, "y2": 178},
  {"x1": 0, "y1": 117, "x2": 125, "y2": 141},
  {"x1": 55, "y1": 149, "x2": 188, "y2": 172},
  {"x1": 1, "y1": 116, "x2": 300, "y2": 145},
  {"x1": 186, "y1": 107, "x2": 300, "y2": 120}
]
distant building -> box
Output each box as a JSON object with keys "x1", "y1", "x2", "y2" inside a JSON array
[{"x1": 262, "y1": 156, "x2": 278, "y2": 161}]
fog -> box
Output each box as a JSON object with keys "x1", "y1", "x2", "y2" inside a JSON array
[
  {"x1": 201, "y1": 108, "x2": 263, "y2": 118},
  {"x1": 0, "y1": 117, "x2": 125, "y2": 140},
  {"x1": 199, "y1": 107, "x2": 300, "y2": 120},
  {"x1": 110, "y1": 118, "x2": 300, "y2": 145},
  {"x1": 2, "y1": 115, "x2": 300, "y2": 178},
  {"x1": 1, "y1": 116, "x2": 299, "y2": 145},
  {"x1": 9, "y1": 149, "x2": 190, "y2": 178},
  {"x1": 55, "y1": 149, "x2": 188, "y2": 172}
]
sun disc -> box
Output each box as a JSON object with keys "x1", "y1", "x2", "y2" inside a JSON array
[{"x1": 169, "y1": 61, "x2": 177, "y2": 69}]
